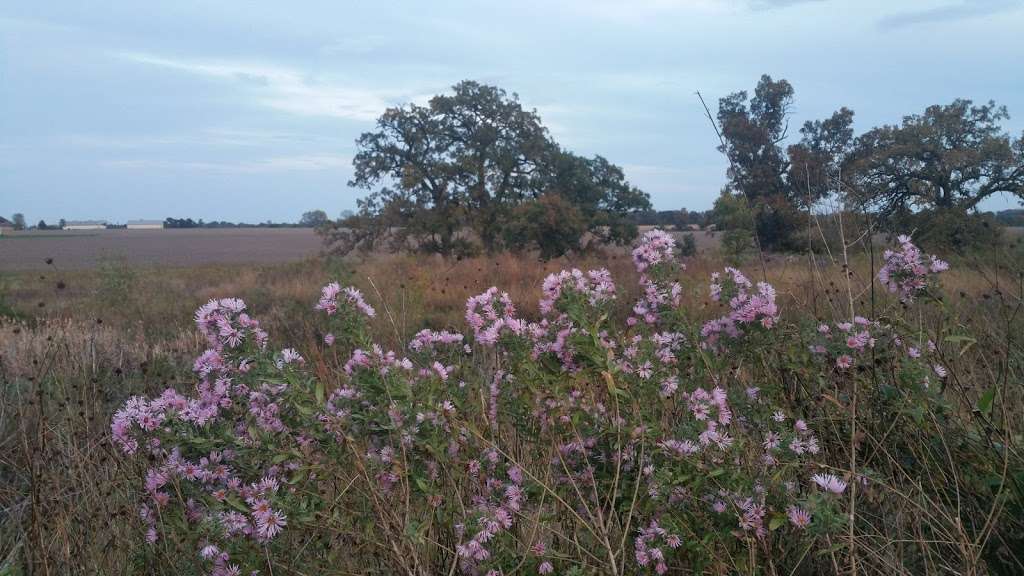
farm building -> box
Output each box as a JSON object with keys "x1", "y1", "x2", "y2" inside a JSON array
[
  {"x1": 126, "y1": 219, "x2": 164, "y2": 230},
  {"x1": 0, "y1": 217, "x2": 14, "y2": 235},
  {"x1": 63, "y1": 220, "x2": 108, "y2": 230}
]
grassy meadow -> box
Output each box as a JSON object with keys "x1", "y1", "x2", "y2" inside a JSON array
[{"x1": 2, "y1": 233, "x2": 1024, "y2": 575}]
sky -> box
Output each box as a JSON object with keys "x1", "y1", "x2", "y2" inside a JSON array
[{"x1": 2, "y1": 0, "x2": 1023, "y2": 225}]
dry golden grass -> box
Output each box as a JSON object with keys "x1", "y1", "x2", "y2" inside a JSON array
[{"x1": 2, "y1": 240, "x2": 1023, "y2": 574}]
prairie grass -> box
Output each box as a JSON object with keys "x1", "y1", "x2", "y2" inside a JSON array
[{"x1": 1, "y1": 234, "x2": 1023, "y2": 575}]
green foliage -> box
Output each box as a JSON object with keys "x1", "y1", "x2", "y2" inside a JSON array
[
  {"x1": 325, "y1": 80, "x2": 650, "y2": 258},
  {"x1": 715, "y1": 75, "x2": 826, "y2": 250},
  {"x1": 896, "y1": 208, "x2": 1003, "y2": 253},
  {"x1": 0, "y1": 274, "x2": 20, "y2": 320},
  {"x1": 712, "y1": 190, "x2": 754, "y2": 262},
  {"x1": 787, "y1": 107, "x2": 855, "y2": 204},
  {"x1": 721, "y1": 230, "x2": 752, "y2": 264},
  {"x1": 717, "y1": 75, "x2": 794, "y2": 203},
  {"x1": 299, "y1": 209, "x2": 329, "y2": 228},
  {"x1": 845, "y1": 99, "x2": 1024, "y2": 218},
  {"x1": 716, "y1": 76, "x2": 1023, "y2": 253},
  {"x1": 501, "y1": 194, "x2": 588, "y2": 260},
  {"x1": 96, "y1": 255, "x2": 137, "y2": 307},
  {"x1": 679, "y1": 232, "x2": 697, "y2": 257}
]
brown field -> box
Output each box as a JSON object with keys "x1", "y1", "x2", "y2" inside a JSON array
[
  {"x1": 0, "y1": 228, "x2": 324, "y2": 271},
  {"x1": 0, "y1": 227, "x2": 728, "y2": 272}
]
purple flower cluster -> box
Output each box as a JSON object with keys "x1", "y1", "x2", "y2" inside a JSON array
[
  {"x1": 408, "y1": 328, "x2": 465, "y2": 352},
  {"x1": 195, "y1": 297, "x2": 269, "y2": 352},
  {"x1": 634, "y1": 519, "x2": 681, "y2": 574},
  {"x1": 701, "y1": 268, "x2": 779, "y2": 349},
  {"x1": 628, "y1": 230, "x2": 684, "y2": 326},
  {"x1": 466, "y1": 287, "x2": 525, "y2": 345},
  {"x1": 809, "y1": 317, "x2": 878, "y2": 370},
  {"x1": 878, "y1": 235, "x2": 949, "y2": 303},
  {"x1": 539, "y1": 268, "x2": 616, "y2": 316},
  {"x1": 115, "y1": 228, "x2": 886, "y2": 574},
  {"x1": 112, "y1": 298, "x2": 332, "y2": 572},
  {"x1": 454, "y1": 457, "x2": 525, "y2": 573},
  {"x1": 632, "y1": 229, "x2": 677, "y2": 273},
  {"x1": 315, "y1": 282, "x2": 376, "y2": 318},
  {"x1": 114, "y1": 297, "x2": 275, "y2": 452}
]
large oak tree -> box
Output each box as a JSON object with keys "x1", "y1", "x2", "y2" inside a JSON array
[
  {"x1": 844, "y1": 99, "x2": 1024, "y2": 218},
  {"x1": 325, "y1": 81, "x2": 650, "y2": 258}
]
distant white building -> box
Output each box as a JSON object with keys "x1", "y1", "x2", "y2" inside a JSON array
[
  {"x1": 63, "y1": 220, "x2": 108, "y2": 230},
  {"x1": 126, "y1": 219, "x2": 164, "y2": 230}
]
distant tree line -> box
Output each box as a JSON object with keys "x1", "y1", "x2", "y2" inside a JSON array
[
  {"x1": 4, "y1": 214, "x2": 335, "y2": 230},
  {"x1": 630, "y1": 209, "x2": 712, "y2": 229},
  {"x1": 163, "y1": 216, "x2": 327, "y2": 229},
  {"x1": 993, "y1": 209, "x2": 1024, "y2": 227}
]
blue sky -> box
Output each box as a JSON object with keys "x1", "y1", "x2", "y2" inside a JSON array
[{"x1": 2, "y1": 0, "x2": 1023, "y2": 224}]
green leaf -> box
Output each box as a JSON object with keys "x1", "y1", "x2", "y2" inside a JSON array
[
  {"x1": 414, "y1": 476, "x2": 431, "y2": 493},
  {"x1": 769, "y1": 515, "x2": 786, "y2": 531},
  {"x1": 225, "y1": 495, "x2": 249, "y2": 513},
  {"x1": 977, "y1": 388, "x2": 996, "y2": 416},
  {"x1": 315, "y1": 379, "x2": 325, "y2": 405},
  {"x1": 816, "y1": 542, "x2": 846, "y2": 556}
]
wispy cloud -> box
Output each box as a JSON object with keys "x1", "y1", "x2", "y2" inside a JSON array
[
  {"x1": 556, "y1": 0, "x2": 822, "y2": 22},
  {"x1": 119, "y1": 52, "x2": 418, "y2": 121},
  {"x1": 59, "y1": 129, "x2": 351, "y2": 150},
  {"x1": 746, "y1": 0, "x2": 824, "y2": 10},
  {"x1": 104, "y1": 154, "x2": 351, "y2": 173},
  {"x1": 878, "y1": 0, "x2": 1021, "y2": 29},
  {"x1": 320, "y1": 35, "x2": 391, "y2": 56},
  {"x1": 0, "y1": 15, "x2": 78, "y2": 33}
]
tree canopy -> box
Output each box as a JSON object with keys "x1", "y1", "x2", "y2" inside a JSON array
[
  {"x1": 787, "y1": 107, "x2": 855, "y2": 205},
  {"x1": 714, "y1": 75, "x2": 829, "y2": 250},
  {"x1": 713, "y1": 75, "x2": 1023, "y2": 252},
  {"x1": 843, "y1": 99, "x2": 1024, "y2": 218},
  {"x1": 299, "y1": 210, "x2": 329, "y2": 228},
  {"x1": 324, "y1": 81, "x2": 651, "y2": 258},
  {"x1": 717, "y1": 75, "x2": 794, "y2": 204}
]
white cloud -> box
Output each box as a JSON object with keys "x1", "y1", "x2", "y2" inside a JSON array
[
  {"x1": 103, "y1": 153, "x2": 351, "y2": 173},
  {"x1": 878, "y1": 0, "x2": 1021, "y2": 29},
  {"x1": 59, "y1": 128, "x2": 350, "y2": 150},
  {"x1": 0, "y1": 15, "x2": 78, "y2": 33},
  {"x1": 119, "y1": 52, "x2": 415, "y2": 121},
  {"x1": 552, "y1": 0, "x2": 821, "y2": 22},
  {"x1": 320, "y1": 35, "x2": 390, "y2": 56}
]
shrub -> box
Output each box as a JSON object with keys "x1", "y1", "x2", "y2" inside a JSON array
[
  {"x1": 679, "y1": 233, "x2": 697, "y2": 257},
  {"x1": 111, "y1": 230, "x2": 1020, "y2": 575},
  {"x1": 895, "y1": 208, "x2": 1003, "y2": 253}
]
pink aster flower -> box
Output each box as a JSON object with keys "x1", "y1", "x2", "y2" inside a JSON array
[
  {"x1": 878, "y1": 235, "x2": 948, "y2": 302},
  {"x1": 787, "y1": 505, "x2": 812, "y2": 528},
  {"x1": 632, "y1": 229, "x2": 677, "y2": 273},
  {"x1": 811, "y1": 473, "x2": 848, "y2": 494},
  {"x1": 256, "y1": 510, "x2": 287, "y2": 540}
]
